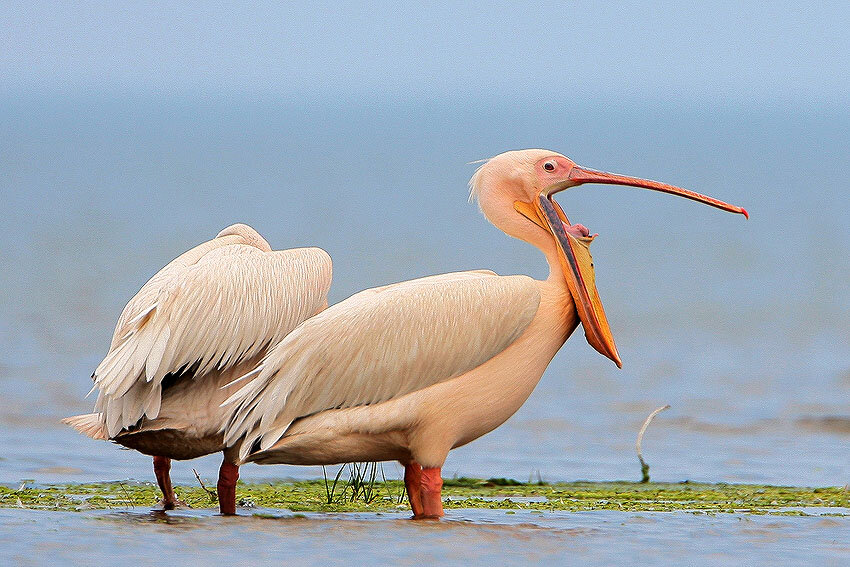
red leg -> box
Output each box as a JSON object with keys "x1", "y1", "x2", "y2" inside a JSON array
[
  {"x1": 403, "y1": 461, "x2": 424, "y2": 518},
  {"x1": 418, "y1": 467, "x2": 444, "y2": 519},
  {"x1": 217, "y1": 460, "x2": 240, "y2": 515},
  {"x1": 153, "y1": 456, "x2": 177, "y2": 510}
]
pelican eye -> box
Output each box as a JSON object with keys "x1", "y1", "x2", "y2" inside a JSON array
[{"x1": 543, "y1": 161, "x2": 556, "y2": 172}]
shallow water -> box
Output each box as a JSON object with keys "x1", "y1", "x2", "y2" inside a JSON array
[
  {"x1": 2, "y1": 507, "x2": 848, "y2": 567},
  {"x1": 2, "y1": 96, "x2": 849, "y2": 488},
  {"x1": 1, "y1": 96, "x2": 849, "y2": 561}
]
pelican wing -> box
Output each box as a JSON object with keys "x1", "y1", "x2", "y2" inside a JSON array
[
  {"x1": 93, "y1": 232, "x2": 332, "y2": 437},
  {"x1": 223, "y1": 271, "x2": 540, "y2": 458}
]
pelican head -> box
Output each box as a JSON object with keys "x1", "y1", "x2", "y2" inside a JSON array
[{"x1": 469, "y1": 149, "x2": 748, "y2": 367}]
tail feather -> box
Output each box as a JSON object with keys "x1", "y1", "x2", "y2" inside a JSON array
[{"x1": 62, "y1": 413, "x2": 109, "y2": 441}]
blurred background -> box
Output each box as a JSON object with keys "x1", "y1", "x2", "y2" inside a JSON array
[{"x1": 1, "y1": 1, "x2": 848, "y2": 486}]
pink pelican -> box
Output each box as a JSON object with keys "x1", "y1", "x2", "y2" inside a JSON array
[
  {"x1": 222, "y1": 149, "x2": 748, "y2": 519},
  {"x1": 64, "y1": 223, "x2": 332, "y2": 514}
]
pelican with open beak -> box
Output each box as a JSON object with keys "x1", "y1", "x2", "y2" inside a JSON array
[
  {"x1": 512, "y1": 152, "x2": 747, "y2": 367},
  {"x1": 221, "y1": 149, "x2": 748, "y2": 519}
]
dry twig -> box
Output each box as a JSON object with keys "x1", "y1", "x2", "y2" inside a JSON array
[
  {"x1": 193, "y1": 468, "x2": 218, "y2": 502},
  {"x1": 636, "y1": 405, "x2": 670, "y2": 483}
]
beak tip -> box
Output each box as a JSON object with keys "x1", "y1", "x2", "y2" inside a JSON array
[
  {"x1": 606, "y1": 350, "x2": 623, "y2": 368},
  {"x1": 741, "y1": 207, "x2": 749, "y2": 220}
]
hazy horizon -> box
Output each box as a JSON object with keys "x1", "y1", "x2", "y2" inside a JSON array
[{"x1": 3, "y1": 1, "x2": 848, "y2": 111}]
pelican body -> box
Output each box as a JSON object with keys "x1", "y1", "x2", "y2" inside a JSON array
[
  {"x1": 65, "y1": 223, "x2": 332, "y2": 514},
  {"x1": 222, "y1": 150, "x2": 747, "y2": 518}
]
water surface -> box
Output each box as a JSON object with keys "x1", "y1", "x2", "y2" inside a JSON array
[
  {"x1": 2, "y1": 97, "x2": 848, "y2": 488},
  {"x1": 2, "y1": 507, "x2": 848, "y2": 567}
]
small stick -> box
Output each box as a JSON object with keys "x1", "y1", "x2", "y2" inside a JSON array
[
  {"x1": 323, "y1": 465, "x2": 331, "y2": 503},
  {"x1": 636, "y1": 405, "x2": 670, "y2": 483},
  {"x1": 117, "y1": 481, "x2": 136, "y2": 508},
  {"x1": 193, "y1": 468, "x2": 217, "y2": 502}
]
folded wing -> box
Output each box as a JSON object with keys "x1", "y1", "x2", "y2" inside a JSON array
[
  {"x1": 223, "y1": 271, "x2": 540, "y2": 460},
  {"x1": 92, "y1": 226, "x2": 332, "y2": 437}
]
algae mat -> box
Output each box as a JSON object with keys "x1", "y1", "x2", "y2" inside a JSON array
[{"x1": 2, "y1": 478, "x2": 848, "y2": 516}]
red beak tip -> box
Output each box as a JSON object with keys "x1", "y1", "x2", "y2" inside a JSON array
[{"x1": 741, "y1": 208, "x2": 749, "y2": 220}]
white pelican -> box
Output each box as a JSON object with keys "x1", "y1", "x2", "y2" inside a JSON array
[
  {"x1": 222, "y1": 149, "x2": 747, "y2": 518},
  {"x1": 64, "y1": 223, "x2": 332, "y2": 514}
]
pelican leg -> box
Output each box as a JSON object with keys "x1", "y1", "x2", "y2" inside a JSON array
[
  {"x1": 403, "y1": 461, "x2": 424, "y2": 517},
  {"x1": 153, "y1": 456, "x2": 179, "y2": 510},
  {"x1": 217, "y1": 457, "x2": 240, "y2": 515},
  {"x1": 418, "y1": 467, "x2": 444, "y2": 519}
]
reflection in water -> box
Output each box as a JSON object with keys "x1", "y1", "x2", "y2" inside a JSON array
[
  {"x1": 100, "y1": 509, "x2": 212, "y2": 528},
  {"x1": 1, "y1": 508, "x2": 849, "y2": 566}
]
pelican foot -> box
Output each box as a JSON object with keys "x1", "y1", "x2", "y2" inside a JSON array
[
  {"x1": 418, "y1": 467, "x2": 444, "y2": 519},
  {"x1": 217, "y1": 460, "x2": 240, "y2": 516},
  {"x1": 403, "y1": 461, "x2": 425, "y2": 517},
  {"x1": 154, "y1": 497, "x2": 188, "y2": 511},
  {"x1": 411, "y1": 513, "x2": 443, "y2": 521}
]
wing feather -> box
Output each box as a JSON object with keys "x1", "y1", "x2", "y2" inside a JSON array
[
  {"x1": 91, "y1": 229, "x2": 332, "y2": 438},
  {"x1": 223, "y1": 272, "x2": 540, "y2": 459},
  {"x1": 145, "y1": 324, "x2": 170, "y2": 382}
]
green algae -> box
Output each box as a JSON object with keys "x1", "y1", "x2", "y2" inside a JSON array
[{"x1": 2, "y1": 478, "x2": 848, "y2": 516}]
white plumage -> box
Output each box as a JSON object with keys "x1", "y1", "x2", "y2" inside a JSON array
[
  {"x1": 88, "y1": 223, "x2": 332, "y2": 438},
  {"x1": 223, "y1": 271, "x2": 540, "y2": 460},
  {"x1": 68, "y1": 149, "x2": 743, "y2": 520}
]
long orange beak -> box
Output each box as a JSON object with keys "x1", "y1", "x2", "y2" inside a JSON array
[
  {"x1": 516, "y1": 163, "x2": 748, "y2": 368},
  {"x1": 551, "y1": 165, "x2": 749, "y2": 218},
  {"x1": 537, "y1": 194, "x2": 624, "y2": 366}
]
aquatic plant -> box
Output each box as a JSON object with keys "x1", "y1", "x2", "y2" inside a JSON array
[
  {"x1": 2, "y1": 478, "x2": 847, "y2": 516},
  {"x1": 636, "y1": 405, "x2": 670, "y2": 483}
]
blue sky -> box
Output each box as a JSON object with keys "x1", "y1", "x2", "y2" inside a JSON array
[{"x1": 2, "y1": 1, "x2": 848, "y2": 108}]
